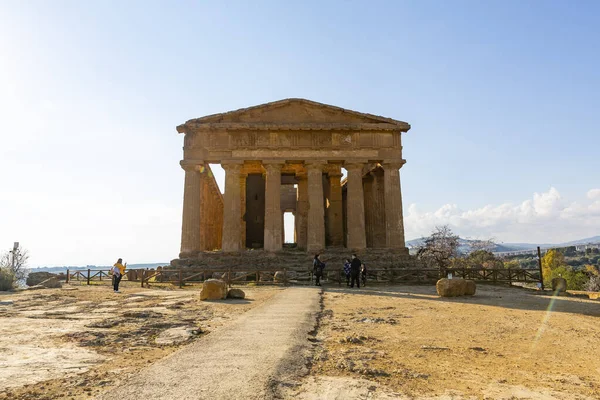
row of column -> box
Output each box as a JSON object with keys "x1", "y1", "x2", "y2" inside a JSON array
[{"x1": 180, "y1": 160, "x2": 406, "y2": 256}]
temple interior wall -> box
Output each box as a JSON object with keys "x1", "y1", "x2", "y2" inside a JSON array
[
  {"x1": 245, "y1": 174, "x2": 265, "y2": 248},
  {"x1": 200, "y1": 165, "x2": 224, "y2": 251}
]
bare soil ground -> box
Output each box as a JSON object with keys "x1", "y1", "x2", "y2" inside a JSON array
[
  {"x1": 0, "y1": 281, "x2": 280, "y2": 400},
  {"x1": 292, "y1": 284, "x2": 600, "y2": 400}
]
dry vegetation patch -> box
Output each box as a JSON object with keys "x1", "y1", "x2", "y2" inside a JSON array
[
  {"x1": 0, "y1": 282, "x2": 280, "y2": 400},
  {"x1": 306, "y1": 284, "x2": 600, "y2": 399}
]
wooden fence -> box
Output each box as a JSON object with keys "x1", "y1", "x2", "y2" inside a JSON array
[{"x1": 66, "y1": 266, "x2": 542, "y2": 287}]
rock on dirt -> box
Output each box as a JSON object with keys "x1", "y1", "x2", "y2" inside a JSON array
[
  {"x1": 552, "y1": 277, "x2": 567, "y2": 292},
  {"x1": 464, "y1": 280, "x2": 476, "y2": 296},
  {"x1": 436, "y1": 278, "x2": 467, "y2": 297},
  {"x1": 26, "y1": 272, "x2": 58, "y2": 286},
  {"x1": 199, "y1": 279, "x2": 227, "y2": 301},
  {"x1": 227, "y1": 288, "x2": 245, "y2": 299}
]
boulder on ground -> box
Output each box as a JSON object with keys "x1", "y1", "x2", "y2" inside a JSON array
[
  {"x1": 199, "y1": 279, "x2": 228, "y2": 301},
  {"x1": 39, "y1": 277, "x2": 62, "y2": 288},
  {"x1": 26, "y1": 272, "x2": 58, "y2": 287},
  {"x1": 552, "y1": 277, "x2": 567, "y2": 292},
  {"x1": 436, "y1": 278, "x2": 467, "y2": 297},
  {"x1": 227, "y1": 288, "x2": 246, "y2": 299},
  {"x1": 464, "y1": 280, "x2": 477, "y2": 296}
]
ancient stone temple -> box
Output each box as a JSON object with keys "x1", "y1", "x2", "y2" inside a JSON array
[{"x1": 175, "y1": 98, "x2": 410, "y2": 258}]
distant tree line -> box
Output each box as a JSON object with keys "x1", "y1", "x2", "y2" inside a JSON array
[{"x1": 416, "y1": 226, "x2": 600, "y2": 291}]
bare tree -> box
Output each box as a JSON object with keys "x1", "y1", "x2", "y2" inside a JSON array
[
  {"x1": 0, "y1": 247, "x2": 29, "y2": 281},
  {"x1": 417, "y1": 225, "x2": 460, "y2": 269},
  {"x1": 466, "y1": 238, "x2": 497, "y2": 253}
]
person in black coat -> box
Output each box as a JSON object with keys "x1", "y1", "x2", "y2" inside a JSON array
[
  {"x1": 350, "y1": 254, "x2": 362, "y2": 288},
  {"x1": 313, "y1": 254, "x2": 325, "y2": 286}
]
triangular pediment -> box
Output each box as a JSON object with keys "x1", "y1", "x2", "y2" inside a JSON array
[{"x1": 184, "y1": 98, "x2": 408, "y2": 127}]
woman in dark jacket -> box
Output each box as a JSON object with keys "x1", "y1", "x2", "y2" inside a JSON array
[{"x1": 313, "y1": 254, "x2": 325, "y2": 286}]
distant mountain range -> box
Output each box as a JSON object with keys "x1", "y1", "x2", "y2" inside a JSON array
[{"x1": 406, "y1": 235, "x2": 600, "y2": 253}]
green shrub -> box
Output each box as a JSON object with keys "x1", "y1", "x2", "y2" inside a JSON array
[
  {"x1": 0, "y1": 268, "x2": 16, "y2": 291},
  {"x1": 548, "y1": 266, "x2": 589, "y2": 290}
]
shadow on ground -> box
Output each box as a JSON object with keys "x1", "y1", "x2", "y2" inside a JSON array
[{"x1": 321, "y1": 283, "x2": 600, "y2": 318}]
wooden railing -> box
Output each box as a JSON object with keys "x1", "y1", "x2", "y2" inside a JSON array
[
  {"x1": 442, "y1": 267, "x2": 541, "y2": 284},
  {"x1": 64, "y1": 267, "x2": 542, "y2": 287}
]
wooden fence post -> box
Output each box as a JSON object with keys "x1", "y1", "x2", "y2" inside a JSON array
[
  {"x1": 537, "y1": 246, "x2": 545, "y2": 290},
  {"x1": 228, "y1": 268, "x2": 232, "y2": 288},
  {"x1": 179, "y1": 269, "x2": 183, "y2": 289},
  {"x1": 283, "y1": 268, "x2": 288, "y2": 287},
  {"x1": 66, "y1": 269, "x2": 70, "y2": 284},
  {"x1": 141, "y1": 269, "x2": 145, "y2": 288},
  {"x1": 87, "y1": 269, "x2": 91, "y2": 285}
]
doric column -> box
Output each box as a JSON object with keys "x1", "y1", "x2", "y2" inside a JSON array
[
  {"x1": 382, "y1": 161, "x2": 407, "y2": 249},
  {"x1": 240, "y1": 172, "x2": 248, "y2": 249},
  {"x1": 263, "y1": 162, "x2": 283, "y2": 252},
  {"x1": 345, "y1": 162, "x2": 367, "y2": 250},
  {"x1": 180, "y1": 162, "x2": 204, "y2": 258},
  {"x1": 363, "y1": 173, "x2": 375, "y2": 248},
  {"x1": 221, "y1": 161, "x2": 243, "y2": 252},
  {"x1": 306, "y1": 161, "x2": 326, "y2": 253},
  {"x1": 296, "y1": 173, "x2": 308, "y2": 250},
  {"x1": 327, "y1": 169, "x2": 344, "y2": 247}
]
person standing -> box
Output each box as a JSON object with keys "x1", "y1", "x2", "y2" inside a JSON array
[
  {"x1": 111, "y1": 258, "x2": 126, "y2": 293},
  {"x1": 313, "y1": 254, "x2": 325, "y2": 286},
  {"x1": 360, "y1": 263, "x2": 367, "y2": 287},
  {"x1": 350, "y1": 254, "x2": 361, "y2": 288},
  {"x1": 343, "y1": 259, "x2": 352, "y2": 286}
]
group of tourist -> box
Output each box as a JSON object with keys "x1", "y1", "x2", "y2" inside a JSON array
[{"x1": 313, "y1": 254, "x2": 367, "y2": 288}]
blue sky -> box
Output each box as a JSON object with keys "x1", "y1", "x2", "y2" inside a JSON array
[{"x1": 1, "y1": 1, "x2": 599, "y2": 266}]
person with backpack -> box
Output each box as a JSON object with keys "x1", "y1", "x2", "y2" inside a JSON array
[
  {"x1": 343, "y1": 259, "x2": 352, "y2": 286},
  {"x1": 111, "y1": 258, "x2": 126, "y2": 293},
  {"x1": 313, "y1": 254, "x2": 325, "y2": 286},
  {"x1": 350, "y1": 254, "x2": 362, "y2": 288}
]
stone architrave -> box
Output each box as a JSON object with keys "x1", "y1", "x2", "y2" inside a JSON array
[
  {"x1": 327, "y1": 169, "x2": 344, "y2": 247},
  {"x1": 180, "y1": 162, "x2": 204, "y2": 257},
  {"x1": 382, "y1": 161, "x2": 407, "y2": 249},
  {"x1": 306, "y1": 162, "x2": 326, "y2": 252},
  {"x1": 263, "y1": 162, "x2": 283, "y2": 252},
  {"x1": 296, "y1": 174, "x2": 308, "y2": 250},
  {"x1": 345, "y1": 162, "x2": 367, "y2": 250},
  {"x1": 221, "y1": 161, "x2": 243, "y2": 252}
]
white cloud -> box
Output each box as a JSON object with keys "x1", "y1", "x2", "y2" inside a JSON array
[
  {"x1": 405, "y1": 187, "x2": 600, "y2": 243},
  {"x1": 587, "y1": 188, "x2": 600, "y2": 200}
]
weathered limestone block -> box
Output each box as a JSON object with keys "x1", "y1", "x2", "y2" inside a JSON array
[
  {"x1": 227, "y1": 288, "x2": 246, "y2": 299},
  {"x1": 552, "y1": 277, "x2": 567, "y2": 292},
  {"x1": 26, "y1": 272, "x2": 58, "y2": 287},
  {"x1": 464, "y1": 280, "x2": 476, "y2": 296},
  {"x1": 199, "y1": 279, "x2": 228, "y2": 301},
  {"x1": 436, "y1": 278, "x2": 467, "y2": 297}
]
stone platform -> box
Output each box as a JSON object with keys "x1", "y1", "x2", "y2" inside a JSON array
[{"x1": 171, "y1": 248, "x2": 423, "y2": 272}]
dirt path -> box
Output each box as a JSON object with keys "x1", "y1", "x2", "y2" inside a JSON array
[{"x1": 98, "y1": 287, "x2": 322, "y2": 400}]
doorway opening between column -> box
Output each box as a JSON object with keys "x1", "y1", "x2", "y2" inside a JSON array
[{"x1": 284, "y1": 212, "x2": 295, "y2": 244}]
